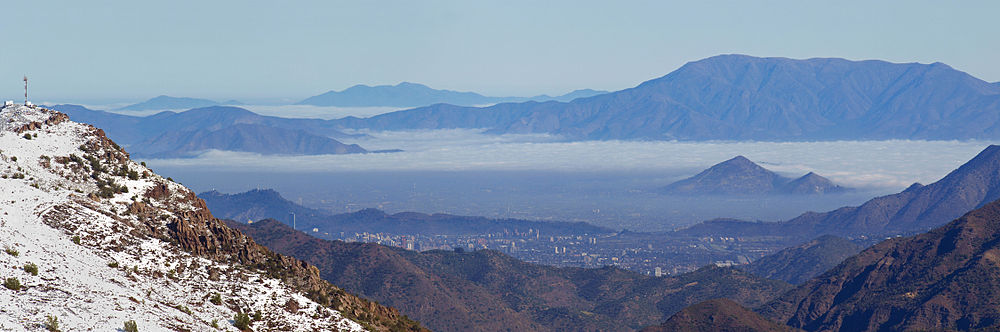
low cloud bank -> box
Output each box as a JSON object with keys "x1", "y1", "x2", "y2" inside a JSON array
[{"x1": 143, "y1": 129, "x2": 996, "y2": 191}]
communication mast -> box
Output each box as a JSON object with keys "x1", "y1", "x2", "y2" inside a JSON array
[{"x1": 23, "y1": 75, "x2": 28, "y2": 105}]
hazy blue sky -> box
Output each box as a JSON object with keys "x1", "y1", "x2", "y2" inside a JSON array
[{"x1": 1, "y1": 1, "x2": 997, "y2": 103}]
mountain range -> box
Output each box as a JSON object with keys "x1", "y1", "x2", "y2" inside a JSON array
[
  {"x1": 331, "y1": 55, "x2": 1000, "y2": 141},
  {"x1": 757, "y1": 197, "x2": 1000, "y2": 330},
  {"x1": 742, "y1": 235, "x2": 865, "y2": 284},
  {"x1": 231, "y1": 218, "x2": 791, "y2": 331},
  {"x1": 298, "y1": 82, "x2": 608, "y2": 107},
  {"x1": 0, "y1": 104, "x2": 421, "y2": 330},
  {"x1": 200, "y1": 188, "x2": 612, "y2": 236},
  {"x1": 46, "y1": 104, "x2": 371, "y2": 158},
  {"x1": 678, "y1": 145, "x2": 1000, "y2": 240},
  {"x1": 118, "y1": 95, "x2": 243, "y2": 111},
  {"x1": 663, "y1": 156, "x2": 849, "y2": 195}
]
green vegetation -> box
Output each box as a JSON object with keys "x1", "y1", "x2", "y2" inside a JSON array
[
  {"x1": 71, "y1": 235, "x2": 81, "y2": 245},
  {"x1": 174, "y1": 304, "x2": 192, "y2": 315},
  {"x1": 123, "y1": 320, "x2": 138, "y2": 332},
  {"x1": 233, "y1": 312, "x2": 251, "y2": 331},
  {"x1": 3, "y1": 277, "x2": 21, "y2": 290},
  {"x1": 108, "y1": 261, "x2": 119, "y2": 268},
  {"x1": 4, "y1": 246, "x2": 18, "y2": 257},
  {"x1": 210, "y1": 292, "x2": 222, "y2": 305},
  {"x1": 96, "y1": 178, "x2": 128, "y2": 198},
  {"x1": 24, "y1": 263, "x2": 38, "y2": 276},
  {"x1": 23, "y1": 133, "x2": 32, "y2": 140},
  {"x1": 44, "y1": 315, "x2": 60, "y2": 332},
  {"x1": 211, "y1": 319, "x2": 220, "y2": 329}
]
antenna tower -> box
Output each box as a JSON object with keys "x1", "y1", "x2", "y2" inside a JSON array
[{"x1": 23, "y1": 75, "x2": 28, "y2": 105}]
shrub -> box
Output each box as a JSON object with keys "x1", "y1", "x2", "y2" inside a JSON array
[
  {"x1": 71, "y1": 236, "x2": 81, "y2": 245},
  {"x1": 108, "y1": 261, "x2": 119, "y2": 268},
  {"x1": 4, "y1": 246, "x2": 18, "y2": 257},
  {"x1": 24, "y1": 263, "x2": 38, "y2": 276},
  {"x1": 10, "y1": 156, "x2": 16, "y2": 162},
  {"x1": 233, "y1": 312, "x2": 251, "y2": 331},
  {"x1": 211, "y1": 319, "x2": 220, "y2": 329},
  {"x1": 44, "y1": 315, "x2": 59, "y2": 332},
  {"x1": 4, "y1": 277, "x2": 21, "y2": 291},
  {"x1": 210, "y1": 292, "x2": 222, "y2": 305},
  {"x1": 23, "y1": 133, "x2": 32, "y2": 140},
  {"x1": 175, "y1": 304, "x2": 192, "y2": 315},
  {"x1": 123, "y1": 320, "x2": 138, "y2": 332}
]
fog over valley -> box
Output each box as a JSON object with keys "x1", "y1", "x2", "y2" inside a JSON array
[{"x1": 143, "y1": 131, "x2": 995, "y2": 231}]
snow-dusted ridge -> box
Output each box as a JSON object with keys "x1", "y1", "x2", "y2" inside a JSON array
[{"x1": 0, "y1": 104, "x2": 383, "y2": 331}]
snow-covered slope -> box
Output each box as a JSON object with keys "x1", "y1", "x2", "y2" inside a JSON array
[{"x1": 0, "y1": 104, "x2": 405, "y2": 331}]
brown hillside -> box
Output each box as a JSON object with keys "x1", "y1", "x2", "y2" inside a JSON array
[
  {"x1": 231, "y1": 219, "x2": 792, "y2": 331},
  {"x1": 642, "y1": 299, "x2": 798, "y2": 332},
  {"x1": 759, "y1": 198, "x2": 1000, "y2": 331}
]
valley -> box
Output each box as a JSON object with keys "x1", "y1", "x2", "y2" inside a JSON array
[{"x1": 4, "y1": 3, "x2": 998, "y2": 328}]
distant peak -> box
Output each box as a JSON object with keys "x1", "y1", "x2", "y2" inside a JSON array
[
  {"x1": 722, "y1": 155, "x2": 754, "y2": 165},
  {"x1": 903, "y1": 182, "x2": 925, "y2": 192},
  {"x1": 799, "y1": 172, "x2": 825, "y2": 179},
  {"x1": 396, "y1": 82, "x2": 428, "y2": 88}
]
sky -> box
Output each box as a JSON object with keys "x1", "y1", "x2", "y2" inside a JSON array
[{"x1": 1, "y1": 1, "x2": 998, "y2": 104}]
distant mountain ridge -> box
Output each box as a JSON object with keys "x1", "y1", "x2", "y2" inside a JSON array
[
  {"x1": 680, "y1": 145, "x2": 1000, "y2": 240},
  {"x1": 332, "y1": 55, "x2": 1000, "y2": 141},
  {"x1": 199, "y1": 188, "x2": 612, "y2": 236},
  {"x1": 118, "y1": 95, "x2": 243, "y2": 111},
  {"x1": 663, "y1": 156, "x2": 849, "y2": 195},
  {"x1": 47, "y1": 104, "x2": 372, "y2": 157},
  {"x1": 298, "y1": 82, "x2": 607, "y2": 107},
  {"x1": 133, "y1": 123, "x2": 367, "y2": 158}
]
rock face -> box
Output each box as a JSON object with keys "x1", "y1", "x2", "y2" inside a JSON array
[
  {"x1": 232, "y1": 218, "x2": 793, "y2": 332},
  {"x1": 332, "y1": 55, "x2": 1000, "y2": 141},
  {"x1": 642, "y1": 299, "x2": 797, "y2": 332},
  {"x1": 743, "y1": 235, "x2": 865, "y2": 284},
  {"x1": 662, "y1": 156, "x2": 848, "y2": 195},
  {"x1": 0, "y1": 104, "x2": 422, "y2": 331},
  {"x1": 680, "y1": 145, "x2": 1000, "y2": 240},
  {"x1": 759, "y1": 198, "x2": 1000, "y2": 331}
]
